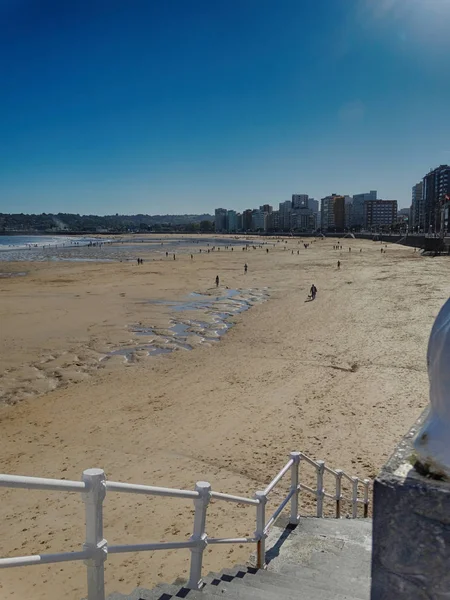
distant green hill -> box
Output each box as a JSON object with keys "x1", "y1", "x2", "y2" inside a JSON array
[{"x1": 0, "y1": 213, "x2": 214, "y2": 233}]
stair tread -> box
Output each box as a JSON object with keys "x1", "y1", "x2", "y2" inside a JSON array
[
  {"x1": 211, "y1": 566, "x2": 370, "y2": 596},
  {"x1": 204, "y1": 573, "x2": 369, "y2": 600}
]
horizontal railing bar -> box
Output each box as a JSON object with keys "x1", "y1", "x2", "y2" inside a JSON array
[
  {"x1": 323, "y1": 491, "x2": 335, "y2": 499},
  {"x1": 323, "y1": 465, "x2": 337, "y2": 476},
  {"x1": 341, "y1": 472, "x2": 357, "y2": 483},
  {"x1": 0, "y1": 474, "x2": 86, "y2": 493},
  {"x1": 299, "y1": 483, "x2": 317, "y2": 495},
  {"x1": 263, "y1": 459, "x2": 293, "y2": 496},
  {"x1": 106, "y1": 481, "x2": 199, "y2": 499},
  {"x1": 264, "y1": 488, "x2": 296, "y2": 534},
  {"x1": 208, "y1": 537, "x2": 258, "y2": 545},
  {"x1": 0, "y1": 550, "x2": 91, "y2": 568},
  {"x1": 299, "y1": 454, "x2": 319, "y2": 468},
  {"x1": 210, "y1": 491, "x2": 259, "y2": 506},
  {"x1": 109, "y1": 541, "x2": 197, "y2": 554}
]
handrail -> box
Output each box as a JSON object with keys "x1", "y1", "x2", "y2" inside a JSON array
[
  {"x1": 0, "y1": 550, "x2": 91, "y2": 568},
  {"x1": 0, "y1": 451, "x2": 371, "y2": 599},
  {"x1": 299, "y1": 452, "x2": 319, "y2": 467},
  {"x1": 210, "y1": 491, "x2": 259, "y2": 505},
  {"x1": 263, "y1": 459, "x2": 293, "y2": 496},
  {"x1": 106, "y1": 480, "x2": 199, "y2": 499},
  {"x1": 208, "y1": 537, "x2": 258, "y2": 545},
  {"x1": 299, "y1": 483, "x2": 317, "y2": 495},
  {"x1": 108, "y1": 541, "x2": 198, "y2": 554},
  {"x1": 0, "y1": 473, "x2": 86, "y2": 492},
  {"x1": 323, "y1": 464, "x2": 337, "y2": 476}
]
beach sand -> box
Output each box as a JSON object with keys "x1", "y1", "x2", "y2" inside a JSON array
[{"x1": 0, "y1": 235, "x2": 448, "y2": 599}]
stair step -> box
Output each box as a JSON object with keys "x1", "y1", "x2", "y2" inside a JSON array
[
  {"x1": 218, "y1": 566, "x2": 369, "y2": 599},
  {"x1": 124, "y1": 584, "x2": 209, "y2": 600},
  {"x1": 203, "y1": 578, "x2": 302, "y2": 600},
  {"x1": 203, "y1": 572, "x2": 368, "y2": 600},
  {"x1": 205, "y1": 564, "x2": 369, "y2": 597},
  {"x1": 269, "y1": 568, "x2": 369, "y2": 595}
]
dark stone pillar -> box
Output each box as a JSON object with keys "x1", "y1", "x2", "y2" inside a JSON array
[{"x1": 371, "y1": 411, "x2": 450, "y2": 599}]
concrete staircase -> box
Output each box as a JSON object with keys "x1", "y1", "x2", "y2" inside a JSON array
[{"x1": 107, "y1": 517, "x2": 372, "y2": 600}]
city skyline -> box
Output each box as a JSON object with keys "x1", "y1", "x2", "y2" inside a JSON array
[{"x1": 1, "y1": 1, "x2": 450, "y2": 214}]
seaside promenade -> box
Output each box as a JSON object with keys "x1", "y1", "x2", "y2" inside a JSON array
[{"x1": 0, "y1": 235, "x2": 447, "y2": 599}]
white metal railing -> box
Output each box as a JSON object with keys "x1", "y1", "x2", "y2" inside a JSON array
[{"x1": 0, "y1": 452, "x2": 371, "y2": 599}]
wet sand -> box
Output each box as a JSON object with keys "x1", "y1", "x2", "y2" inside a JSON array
[{"x1": 0, "y1": 235, "x2": 448, "y2": 599}]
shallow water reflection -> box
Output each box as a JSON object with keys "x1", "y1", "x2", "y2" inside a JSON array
[{"x1": 102, "y1": 288, "x2": 268, "y2": 363}]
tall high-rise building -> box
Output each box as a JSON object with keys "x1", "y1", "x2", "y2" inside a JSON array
[
  {"x1": 290, "y1": 195, "x2": 317, "y2": 232},
  {"x1": 308, "y1": 198, "x2": 319, "y2": 214},
  {"x1": 242, "y1": 209, "x2": 253, "y2": 231},
  {"x1": 292, "y1": 194, "x2": 309, "y2": 209},
  {"x1": 344, "y1": 196, "x2": 353, "y2": 229},
  {"x1": 364, "y1": 200, "x2": 398, "y2": 230},
  {"x1": 269, "y1": 211, "x2": 280, "y2": 231},
  {"x1": 291, "y1": 210, "x2": 316, "y2": 231},
  {"x1": 279, "y1": 200, "x2": 292, "y2": 230},
  {"x1": 227, "y1": 210, "x2": 237, "y2": 233},
  {"x1": 260, "y1": 204, "x2": 273, "y2": 213},
  {"x1": 252, "y1": 210, "x2": 267, "y2": 231},
  {"x1": 411, "y1": 182, "x2": 423, "y2": 232},
  {"x1": 351, "y1": 191, "x2": 377, "y2": 229},
  {"x1": 422, "y1": 165, "x2": 450, "y2": 234},
  {"x1": 320, "y1": 195, "x2": 345, "y2": 231},
  {"x1": 214, "y1": 208, "x2": 227, "y2": 232}
]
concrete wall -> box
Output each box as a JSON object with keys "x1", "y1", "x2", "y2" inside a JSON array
[{"x1": 371, "y1": 410, "x2": 450, "y2": 599}]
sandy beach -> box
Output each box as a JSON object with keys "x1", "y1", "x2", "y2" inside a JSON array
[{"x1": 0, "y1": 235, "x2": 448, "y2": 599}]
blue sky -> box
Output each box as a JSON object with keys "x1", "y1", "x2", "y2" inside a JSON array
[{"x1": 1, "y1": 0, "x2": 450, "y2": 214}]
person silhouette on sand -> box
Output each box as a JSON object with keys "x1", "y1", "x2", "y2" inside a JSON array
[{"x1": 216, "y1": 275, "x2": 219, "y2": 287}]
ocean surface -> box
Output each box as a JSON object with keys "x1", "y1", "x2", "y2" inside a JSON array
[
  {"x1": 0, "y1": 235, "x2": 255, "y2": 262},
  {"x1": 0, "y1": 235, "x2": 95, "y2": 249}
]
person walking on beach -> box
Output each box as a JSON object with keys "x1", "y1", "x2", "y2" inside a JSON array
[
  {"x1": 215, "y1": 275, "x2": 220, "y2": 287},
  {"x1": 310, "y1": 284, "x2": 317, "y2": 300},
  {"x1": 337, "y1": 260, "x2": 341, "y2": 269},
  {"x1": 244, "y1": 263, "x2": 248, "y2": 273}
]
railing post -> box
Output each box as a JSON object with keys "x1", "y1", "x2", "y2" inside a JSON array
[
  {"x1": 289, "y1": 452, "x2": 301, "y2": 525},
  {"x1": 187, "y1": 481, "x2": 210, "y2": 590},
  {"x1": 363, "y1": 479, "x2": 370, "y2": 518},
  {"x1": 352, "y1": 476, "x2": 359, "y2": 518},
  {"x1": 316, "y1": 460, "x2": 325, "y2": 518},
  {"x1": 335, "y1": 470, "x2": 343, "y2": 519},
  {"x1": 82, "y1": 469, "x2": 107, "y2": 600},
  {"x1": 254, "y1": 491, "x2": 267, "y2": 569}
]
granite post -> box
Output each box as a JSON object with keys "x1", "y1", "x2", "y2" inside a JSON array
[{"x1": 371, "y1": 412, "x2": 450, "y2": 599}]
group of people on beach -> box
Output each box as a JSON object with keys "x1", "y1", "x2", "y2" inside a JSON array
[{"x1": 133, "y1": 237, "x2": 390, "y2": 304}]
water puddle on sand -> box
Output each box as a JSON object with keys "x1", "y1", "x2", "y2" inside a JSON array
[
  {"x1": 0, "y1": 272, "x2": 27, "y2": 278},
  {"x1": 102, "y1": 288, "x2": 268, "y2": 363}
]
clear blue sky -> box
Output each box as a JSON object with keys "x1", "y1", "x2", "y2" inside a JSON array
[{"x1": 1, "y1": 0, "x2": 449, "y2": 215}]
